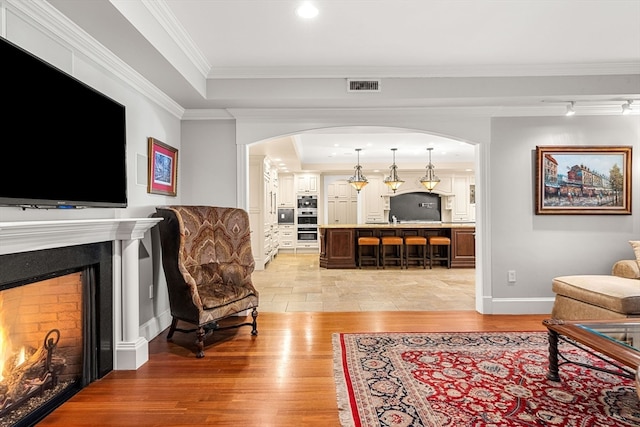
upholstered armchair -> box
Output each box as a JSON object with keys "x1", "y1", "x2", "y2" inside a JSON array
[{"x1": 153, "y1": 206, "x2": 259, "y2": 358}]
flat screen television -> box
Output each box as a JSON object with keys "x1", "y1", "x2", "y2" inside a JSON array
[{"x1": 0, "y1": 37, "x2": 127, "y2": 209}]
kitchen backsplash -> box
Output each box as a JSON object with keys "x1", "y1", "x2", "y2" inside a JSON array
[{"x1": 389, "y1": 192, "x2": 441, "y2": 222}]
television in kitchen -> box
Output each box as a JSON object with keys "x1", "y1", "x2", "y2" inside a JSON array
[{"x1": 0, "y1": 36, "x2": 127, "y2": 209}]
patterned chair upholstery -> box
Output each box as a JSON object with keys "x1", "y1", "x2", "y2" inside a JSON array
[{"x1": 153, "y1": 206, "x2": 259, "y2": 358}]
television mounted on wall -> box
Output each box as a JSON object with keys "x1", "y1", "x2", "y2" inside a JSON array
[{"x1": 0, "y1": 37, "x2": 127, "y2": 209}]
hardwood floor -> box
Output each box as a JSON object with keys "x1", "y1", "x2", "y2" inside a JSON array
[{"x1": 38, "y1": 311, "x2": 549, "y2": 426}]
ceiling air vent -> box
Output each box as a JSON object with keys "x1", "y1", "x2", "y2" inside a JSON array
[{"x1": 347, "y1": 79, "x2": 381, "y2": 92}]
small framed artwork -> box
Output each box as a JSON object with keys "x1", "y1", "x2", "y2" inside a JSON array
[
  {"x1": 535, "y1": 145, "x2": 632, "y2": 215},
  {"x1": 147, "y1": 137, "x2": 178, "y2": 196}
]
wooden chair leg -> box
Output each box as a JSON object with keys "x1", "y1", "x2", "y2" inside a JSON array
[
  {"x1": 251, "y1": 307, "x2": 259, "y2": 335},
  {"x1": 167, "y1": 317, "x2": 178, "y2": 340},
  {"x1": 196, "y1": 326, "x2": 206, "y2": 358}
]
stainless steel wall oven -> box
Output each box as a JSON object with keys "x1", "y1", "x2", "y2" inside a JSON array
[
  {"x1": 296, "y1": 195, "x2": 318, "y2": 242},
  {"x1": 297, "y1": 227, "x2": 318, "y2": 242}
]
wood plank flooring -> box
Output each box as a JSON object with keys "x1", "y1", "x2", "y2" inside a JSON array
[{"x1": 38, "y1": 311, "x2": 549, "y2": 426}]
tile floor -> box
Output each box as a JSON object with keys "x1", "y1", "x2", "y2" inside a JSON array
[{"x1": 252, "y1": 253, "x2": 476, "y2": 312}]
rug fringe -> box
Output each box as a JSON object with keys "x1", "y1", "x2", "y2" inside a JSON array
[{"x1": 332, "y1": 333, "x2": 355, "y2": 427}]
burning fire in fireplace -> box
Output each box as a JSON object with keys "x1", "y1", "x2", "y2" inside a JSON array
[
  {"x1": 0, "y1": 274, "x2": 82, "y2": 426},
  {"x1": 0, "y1": 327, "x2": 65, "y2": 416}
]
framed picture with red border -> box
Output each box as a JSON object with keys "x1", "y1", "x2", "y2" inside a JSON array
[{"x1": 147, "y1": 137, "x2": 178, "y2": 196}]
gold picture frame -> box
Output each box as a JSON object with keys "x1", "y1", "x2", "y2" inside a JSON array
[{"x1": 535, "y1": 145, "x2": 632, "y2": 215}]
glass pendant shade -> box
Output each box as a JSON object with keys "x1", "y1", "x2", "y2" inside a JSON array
[
  {"x1": 383, "y1": 148, "x2": 404, "y2": 193},
  {"x1": 420, "y1": 147, "x2": 440, "y2": 192},
  {"x1": 348, "y1": 148, "x2": 368, "y2": 192}
]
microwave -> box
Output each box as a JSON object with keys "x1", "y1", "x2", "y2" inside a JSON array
[{"x1": 297, "y1": 195, "x2": 318, "y2": 209}]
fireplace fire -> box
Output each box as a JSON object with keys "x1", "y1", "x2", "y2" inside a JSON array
[
  {"x1": 0, "y1": 273, "x2": 84, "y2": 426},
  {"x1": 0, "y1": 242, "x2": 114, "y2": 427},
  {"x1": 0, "y1": 328, "x2": 65, "y2": 419}
]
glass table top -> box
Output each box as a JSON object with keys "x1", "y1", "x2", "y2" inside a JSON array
[{"x1": 577, "y1": 322, "x2": 640, "y2": 352}]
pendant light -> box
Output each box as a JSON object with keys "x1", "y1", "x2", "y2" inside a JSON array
[
  {"x1": 419, "y1": 147, "x2": 440, "y2": 192},
  {"x1": 383, "y1": 148, "x2": 404, "y2": 193},
  {"x1": 348, "y1": 148, "x2": 368, "y2": 192}
]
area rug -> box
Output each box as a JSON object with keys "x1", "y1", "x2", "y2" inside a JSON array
[{"x1": 333, "y1": 331, "x2": 640, "y2": 426}]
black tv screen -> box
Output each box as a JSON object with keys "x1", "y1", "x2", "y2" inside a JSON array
[{"x1": 0, "y1": 37, "x2": 127, "y2": 209}]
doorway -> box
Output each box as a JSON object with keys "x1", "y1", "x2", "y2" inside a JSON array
[{"x1": 242, "y1": 123, "x2": 484, "y2": 313}]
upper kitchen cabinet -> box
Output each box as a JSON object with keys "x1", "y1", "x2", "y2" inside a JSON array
[
  {"x1": 278, "y1": 174, "x2": 295, "y2": 207},
  {"x1": 295, "y1": 173, "x2": 320, "y2": 194}
]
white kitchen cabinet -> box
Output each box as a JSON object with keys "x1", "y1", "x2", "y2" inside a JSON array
[
  {"x1": 362, "y1": 175, "x2": 387, "y2": 223},
  {"x1": 278, "y1": 174, "x2": 295, "y2": 207},
  {"x1": 451, "y1": 174, "x2": 474, "y2": 222},
  {"x1": 327, "y1": 180, "x2": 357, "y2": 224},
  {"x1": 249, "y1": 155, "x2": 280, "y2": 269},
  {"x1": 327, "y1": 198, "x2": 357, "y2": 224},
  {"x1": 295, "y1": 173, "x2": 320, "y2": 193},
  {"x1": 278, "y1": 224, "x2": 296, "y2": 250}
]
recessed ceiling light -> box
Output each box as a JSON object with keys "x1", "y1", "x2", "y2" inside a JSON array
[{"x1": 296, "y1": 2, "x2": 318, "y2": 19}]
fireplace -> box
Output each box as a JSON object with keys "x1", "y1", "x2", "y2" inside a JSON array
[{"x1": 0, "y1": 242, "x2": 113, "y2": 426}]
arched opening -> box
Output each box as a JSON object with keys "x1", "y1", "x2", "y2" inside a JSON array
[{"x1": 239, "y1": 124, "x2": 487, "y2": 314}]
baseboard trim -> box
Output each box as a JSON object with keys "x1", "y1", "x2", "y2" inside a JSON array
[
  {"x1": 490, "y1": 297, "x2": 555, "y2": 315},
  {"x1": 139, "y1": 309, "x2": 173, "y2": 342}
]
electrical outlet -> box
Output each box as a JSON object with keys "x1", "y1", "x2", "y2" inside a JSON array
[
  {"x1": 149, "y1": 284, "x2": 154, "y2": 299},
  {"x1": 507, "y1": 270, "x2": 516, "y2": 283}
]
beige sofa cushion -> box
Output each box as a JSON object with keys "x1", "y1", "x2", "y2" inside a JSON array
[
  {"x1": 553, "y1": 275, "x2": 640, "y2": 315},
  {"x1": 613, "y1": 260, "x2": 640, "y2": 279},
  {"x1": 631, "y1": 240, "x2": 640, "y2": 269}
]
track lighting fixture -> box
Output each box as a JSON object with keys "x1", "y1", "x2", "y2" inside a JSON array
[
  {"x1": 383, "y1": 148, "x2": 404, "y2": 193},
  {"x1": 622, "y1": 100, "x2": 633, "y2": 115},
  {"x1": 347, "y1": 148, "x2": 368, "y2": 192},
  {"x1": 565, "y1": 101, "x2": 576, "y2": 116}
]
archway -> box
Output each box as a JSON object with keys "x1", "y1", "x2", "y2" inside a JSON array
[{"x1": 234, "y1": 115, "x2": 491, "y2": 314}]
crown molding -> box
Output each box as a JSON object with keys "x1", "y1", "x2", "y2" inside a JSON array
[
  {"x1": 5, "y1": 0, "x2": 185, "y2": 118},
  {"x1": 207, "y1": 63, "x2": 640, "y2": 80}
]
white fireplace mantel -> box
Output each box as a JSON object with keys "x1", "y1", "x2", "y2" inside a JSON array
[
  {"x1": 0, "y1": 218, "x2": 160, "y2": 255},
  {"x1": 0, "y1": 218, "x2": 162, "y2": 371}
]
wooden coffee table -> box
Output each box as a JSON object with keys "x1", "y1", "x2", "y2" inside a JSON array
[{"x1": 543, "y1": 318, "x2": 640, "y2": 382}]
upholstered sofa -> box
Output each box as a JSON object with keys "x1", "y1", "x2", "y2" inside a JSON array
[{"x1": 551, "y1": 241, "x2": 640, "y2": 320}]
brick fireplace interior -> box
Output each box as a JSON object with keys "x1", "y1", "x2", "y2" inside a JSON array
[{"x1": 0, "y1": 242, "x2": 113, "y2": 427}]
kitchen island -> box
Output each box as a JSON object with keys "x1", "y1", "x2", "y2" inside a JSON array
[{"x1": 319, "y1": 223, "x2": 476, "y2": 269}]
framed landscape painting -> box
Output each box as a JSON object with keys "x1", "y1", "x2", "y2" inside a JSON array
[
  {"x1": 147, "y1": 137, "x2": 178, "y2": 196},
  {"x1": 535, "y1": 145, "x2": 632, "y2": 215}
]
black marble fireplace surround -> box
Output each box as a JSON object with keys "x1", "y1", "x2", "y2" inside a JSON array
[{"x1": 0, "y1": 242, "x2": 113, "y2": 426}]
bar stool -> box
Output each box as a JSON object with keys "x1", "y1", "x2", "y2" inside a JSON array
[
  {"x1": 428, "y1": 236, "x2": 451, "y2": 269},
  {"x1": 404, "y1": 236, "x2": 428, "y2": 269},
  {"x1": 381, "y1": 236, "x2": 404, "y2": 269},
  {"x1": 357, "y1": 236, "x2": 380, "y2": 269}
]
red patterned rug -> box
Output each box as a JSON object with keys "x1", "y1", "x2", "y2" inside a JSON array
[{"x1": 333, "y1": 331, "x2": 640, "y2": 426}]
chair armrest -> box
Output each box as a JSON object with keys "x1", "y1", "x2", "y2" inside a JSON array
[{"x1": 612, "y1": 260, "x2": 640, "y2": 279}]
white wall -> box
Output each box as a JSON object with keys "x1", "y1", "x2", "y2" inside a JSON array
[
  {"x1": 489, "y1": 116, "x2": 640, "y2": 313},
  {"x1": 180, "y1": 119, "x2": 238, "y2": 207}
]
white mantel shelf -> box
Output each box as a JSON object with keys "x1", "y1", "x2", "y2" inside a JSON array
[
  {"x1": 0, "y1": 218, "x2": 161, "y2": 255},
  {"x1": 0, "y1": 217, "x2": 162, "y2": 371}
]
